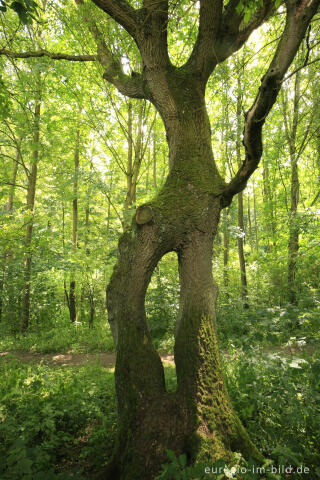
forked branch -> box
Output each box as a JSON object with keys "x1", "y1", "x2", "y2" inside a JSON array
[{"x1": 187, "y1": 0, "x2": 275, "y2": 78}]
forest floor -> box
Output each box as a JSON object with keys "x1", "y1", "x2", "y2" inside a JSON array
[
  {"x1": 0, "y1": 344, "x2": 315, "y2": 367},
  {"x1": 0, "y1": 350, "x2": 175, "y2": 367}
]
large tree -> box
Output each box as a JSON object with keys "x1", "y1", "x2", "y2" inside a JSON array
[
  {"x1": 2, "y1": 0, "x2": 319, "y2": 478},
  {"x1": 88, "y1": 1, "x2": 319, "y2": 478}
]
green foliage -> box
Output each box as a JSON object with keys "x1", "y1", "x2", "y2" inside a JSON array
[
  {"x1": 0, "y1": 0, "x2": 38, "y2": 24},
  {"x1": 217, "y1": 302, "x2": 320, "y2": 351},
  {"x1": 0, "y1": 315, "x2": 114, "y2": 353},
  {"x1": 0, "y1": 1, "x2": 319, "y2": 478},
  {"x1": 0, "y1": 360, "x2": 117, "y2": 479},
  {"x1": 155, "y1": 449, "x2": 213, "y2": 480},
  {"x1": 0, "y1": 353, "x2": 319, "y2": 478},
  {"x1": 224, "y1": 348, "x2": 320, "y2": 473}
]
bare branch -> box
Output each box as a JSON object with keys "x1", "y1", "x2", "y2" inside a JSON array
[
  {"x1": 282, "y1": 57, "x2": 320, "y2": 83},
  {"x1": 221, "y1": 0, "x2": 320, "y2": 206},
  {"x1": 0, "y1": 48, "x2": 96, "y2": 61},
  {"x1": 0, "y1": 181, "x2": 28, "y2": 190}
]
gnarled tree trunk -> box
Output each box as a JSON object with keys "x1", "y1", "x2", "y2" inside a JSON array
[
  {"x1": 74, "y1": 0, "x2": 319, "y2": 478},
  {"x1": 105, "y1": 90, "x2": 263, "y2": 479}
]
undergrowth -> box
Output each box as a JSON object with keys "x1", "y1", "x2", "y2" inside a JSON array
[
  {"x1": 0, "y1": 361, "x2": 116, "y2": 479},
  {"x1": 1, "y1": 347, "x2": 319, "y2": 479},
  {"x1": 0, "y1": 318, "x2": 114, "y2": 354}
]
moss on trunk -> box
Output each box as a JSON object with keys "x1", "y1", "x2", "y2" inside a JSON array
[{"x1": 104, "y1": 108, "x2": 263, "y2": 479}]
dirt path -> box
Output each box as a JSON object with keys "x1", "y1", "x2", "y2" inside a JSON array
[
  {"x1": 0, "y1": 350, "x2": 175, "y2": 367},
  {"x1": 0, "y1": 344, "x2": 316, "y2": 368}
]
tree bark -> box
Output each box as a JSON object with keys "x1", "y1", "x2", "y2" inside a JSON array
[
  {"x1": 69, "y1": 124, "x2": 80, "y2": 323},
  {"x1": 105, "y1": 89, "x2": 262, "y2": 479},
  {"x1": 21, "y1": 82, "x2": 41, "y2": 333}
]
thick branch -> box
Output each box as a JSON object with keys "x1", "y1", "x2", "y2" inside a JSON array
[
  {"x1": 186, "y1": 0, "x2": 223, "y2": 78},
  {"x1": 216, "y1": 0, "x2": 275, "y2": 62},
  {"x1": 0, "y1": 49, "x2": 96, "y2": 61},
  {"x1": 137, "y1": 1, "x2": 170, "y2": 68},
  {"x1": 90, "y1": 0, "x2": 139, "y2": 37},
  {"x1": 222, "y1": 0, "x2": 320, "y2": 206},
  {"x1": 101, "y1": 58, "x2": 146, "y2": 99},
  {"x1": 185, "y1": 0, "x2": 274, "y2": 80},
  {"x1": 76, "y1": 0, "x2": 146, "y2": 99}
]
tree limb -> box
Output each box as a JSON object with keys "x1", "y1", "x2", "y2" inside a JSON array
[
  {"x1": 221, "y1": 0, "x2": 320, "y2": 206},
  {"x1": 216, "y1": 0, "x2": 275, "y2": 63},
  {"x1": 90, "y1": 0, "x2": 139, "y2": 37},
  {"x1": 76, "y1": 0, "x2": 147, "y2": 99},
  {"x1": 186, "y1": 0, "x2": 223, "y2": 78},
  {"x1": 0, "y1": 48, "x2": 96, "y2": 61}
]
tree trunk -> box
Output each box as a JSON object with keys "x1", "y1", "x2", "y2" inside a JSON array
[
  {"x1": 0, "y1": 145, "x2": 20, "y2": 322},
  {"x1": 105, "y1": 91, "x2": 263, "y2": 479},
  {"x1": 222, "y1": 209, "x2": 229, "y2": 293},
  {"x1": 285, "y1": 73, "x2": 301, "y2": 305},
  {"x1": 247, "y1": 195, "x2": 254, "y2": 254},
  {"x1": 124, "y1": 101, "x2": 133, "y2": 213},
  {"x1": 153, "y1": 132, "x2": 157, "y2": 189},
  {"x1": 21, "y1": 84, "x2": 41, "y2": 333},
  {"x1": 236, "y1": 74, "x2": 249, "y2": 308},
  {"x1": 69, "y1": 125, "x2": 80, "y2": 323},
  {"x1": 262, "y1": 151, "x2": 276, "y2": 251},
  {"x1": 237, "y1": 192, "x2": 249, "y2": 308},
  {"x1": 253, "y1": 190, "x2": 259, "y2": 253}
]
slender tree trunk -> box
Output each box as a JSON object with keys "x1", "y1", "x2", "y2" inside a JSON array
[
  {"x1": 69, "y1": 125, "x2": 80, "y2": 323},
  {"x1": 284, "y1": 73, "x2": 301, "y2": 304},
  {"x1": 222, "y1": 209, "x2": 229, "y2": 293},
  {"x1": 124, "y1": 102, "x2": 145, "y2": 218},
  {"x1": 124, "y1": 101, "x2": 133, "y2": 213},
  {"x1": 105, "y1": 89, "x2": 263, "y2": 479},
  {"x1": 153, "y1": 132, "x2": 157, "y2": 189},
  {"x1": 253, "y1": 189, "x2": 259, "y2": 253},
  {"x1": 247, "y1": 195, "x2": 254, "y2": 254},
  {"x1": 262, "y1": 152, "x2": 276, "y2": 251},
  {"x1": 0, "y1": 145, "x2": 20, "y2": 322},
  {"x1": 237, "y1": 192, "x2": 249, "y2": 308},
  {"x1": 236, "y1": 73, "x2": 249, "y2": 308},
  {"x1": 21, "y1": 83, "x2": 41, "y2": 333}
]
